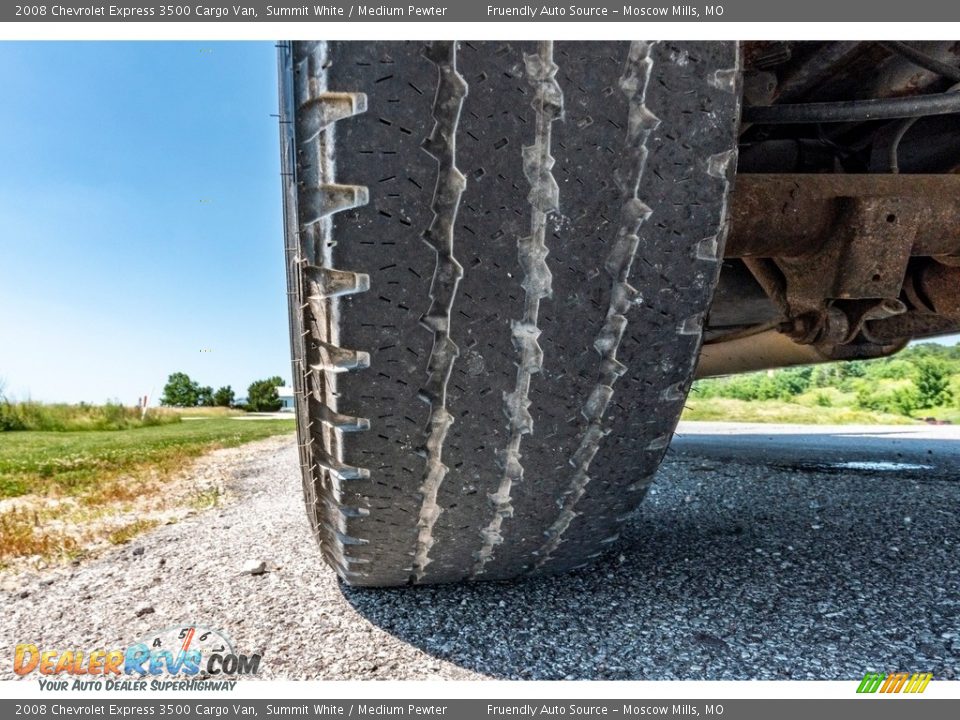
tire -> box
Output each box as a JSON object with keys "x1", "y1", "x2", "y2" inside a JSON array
[{"x1": 278, "y1": 40, "x2": 741, "y2": 586}]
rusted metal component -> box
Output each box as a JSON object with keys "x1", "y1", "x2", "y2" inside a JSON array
[
  {"x1": 743, "y1": 41, "x2": 792, "y2": 71},
  {"x1": 741, "y1": 41, "x2": 956, "y2": 104},
  {"x1": 707, "y1": 43, "x2": 960, "y2": 375},
  {"x1": 818, "y1": 306, "x2": 852, "y2": 344},
  {"x1": 783, "y1": 312, "x2": 822, "y2": 344},
  {"x1": 741, "y1": 258, "x2": 787, "y2": 313},
  {"x1": 765, "y1": 298, "x2": 907, "y2": 348},
  {"x1": 706, "y1": 260, "x2": 780, "y2": 330},
  {"x1": 863, "y1": 312, "x2": 960, "y2": 344},
  {"x1": 775, "y1": 196, "x2": 916, "y2": 304},
  {"x1": 705, "y1": 175, "x2": 960, "y2": 376},
  {"x1": 915, "y1": 261, "x2": 960, "y2": 318},
  {"x1": 773, "y1": 42, "x2": 862, "y2": 102},
  {"x1": 867, "y1": 41, "x2": 960, "y2": 99},
  {"x1": 736, "y1": 185, "x2": 918, "y2": 349},
  {"x1": 835, "y1": 298, "x2": 908, "y2": 343},
  {"x1": 727, "y1": 174, "x2": 960, "y2": 259}
]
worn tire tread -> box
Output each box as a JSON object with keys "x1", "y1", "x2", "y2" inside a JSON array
[{"x1": 279, "y1": 40, "x2": 741, "y2": 586}]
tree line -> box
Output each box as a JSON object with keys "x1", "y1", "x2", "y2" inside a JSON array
[
  {"x1": 160, "y1": 372, "x2": 287, "y2": 412},
  {"x1": 691, "y1": 342, "x2": 958, "y2": 418}
]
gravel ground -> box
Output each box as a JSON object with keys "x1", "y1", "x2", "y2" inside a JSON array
[{"x1": 2, "y1": 426, "x2": 958, "y2": 680}]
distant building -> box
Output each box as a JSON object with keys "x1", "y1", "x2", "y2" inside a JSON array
[{"x1": 278, "y1": 386, "x2": 295, "y2": 412}]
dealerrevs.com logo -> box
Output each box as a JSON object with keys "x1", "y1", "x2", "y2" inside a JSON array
[{"x1": 14, "y1": 624, "x2": 261, "y2": 691}]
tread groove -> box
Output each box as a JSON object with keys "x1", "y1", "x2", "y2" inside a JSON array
[
  {"x1": 530, "y1": 41, "x2": 660, "y2": 572},
  {"x1": 472, "y1": 41, "x2": 564, "y2": 577},
  {"x1": 410, "y1": 41, "x2": 468, "y2": 584}
]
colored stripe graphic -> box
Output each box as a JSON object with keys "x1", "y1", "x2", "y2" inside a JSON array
[
  {"x1": 881, "y1": 671, "x2": 909, "y2": 693},
  {"x1": 857, "y1": 672, "x2": 885, "y2": 693},
  {"x1": 857, "y1": 671, "x2": 932, "y2": 693},
  {"x1": 905, "y1": 673, "x2": 933, "y2": 693}
]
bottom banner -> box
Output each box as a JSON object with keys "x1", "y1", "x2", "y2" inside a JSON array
[{"x1": 1, "y1": 699, "x2": 956, "y2": 720}]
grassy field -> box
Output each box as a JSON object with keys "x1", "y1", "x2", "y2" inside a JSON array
[
  {"x1": 0, "y1": 400, "x2": 182, "y2": 432},
  {"x1": 911, "y1": 406, "x2": 960, "y2": 424},
  {"x1": 681, "y1": 397, "x2": 917, "y2": 425},
  {"x1": 0, "y1": 417, "x2": 294, "y2": 566},
  {"x1": 156, "y1": 406, "x2": 246, "y2": 418}
]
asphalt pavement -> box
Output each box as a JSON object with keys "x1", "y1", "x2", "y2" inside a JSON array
[
  {"x1": 346, "y1": 421, "x2": 960, "y2": 679},
  {"x1": 2, "y1": 423, "x2": 957, "y2": 680}
]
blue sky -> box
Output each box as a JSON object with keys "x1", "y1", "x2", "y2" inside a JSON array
[{"x1": 0, "y1": 42, "x2": 288, "y2": 404}]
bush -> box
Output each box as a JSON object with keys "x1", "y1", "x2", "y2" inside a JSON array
[
  {"x1": 915, "y1": 357, "x2": 953, "y2": 409},
  {"x1": 246, "y1": 376, "x2": 284, "y2": 412},
  {"x1": 695, "y1": 367, "x2": 812, "y2": 403},
  {"x1": 855, "y1": 383, "x2": 920, "y2": 417},
  {"x1": 864, "y1": 358, "x2": 914, "y2": 381},
  {"x1": 0, "y1": 400, "x2": 28, "y2": 431}
]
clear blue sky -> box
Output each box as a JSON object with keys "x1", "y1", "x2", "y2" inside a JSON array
[{"x1": 0, "y1": 42, "x2": 289, "y2": 404}]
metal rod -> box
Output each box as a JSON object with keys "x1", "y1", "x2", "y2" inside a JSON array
[{"x1": 744, "y1": 91, "x2": 960, "y2": 124}]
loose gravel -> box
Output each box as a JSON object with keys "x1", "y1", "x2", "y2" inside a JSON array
[{"x1": 2, "y1": 429, "x2": 957, "y2": 680}]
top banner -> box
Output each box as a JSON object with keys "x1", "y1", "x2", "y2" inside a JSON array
[{"x1": 7, "y1": 0, "x2": 960, "y2": 22}]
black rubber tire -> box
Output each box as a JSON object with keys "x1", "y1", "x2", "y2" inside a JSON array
[{"x1": 278, "y1": 40, "x2": 741, "y2": 587}]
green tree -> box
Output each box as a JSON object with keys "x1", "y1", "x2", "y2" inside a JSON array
[
  {"x1": 213, "y1": 386, "x2": 235, "y2": 407},
  {"x1": 864, "y1": 358, "x2": 914, "y2": 381},
  {"x1": 160, "y1": 372, "x2": 200, "y2": 407},
  {"x1": 890, "y1": 386, "x2": 921, "y2": 416},
  {"x1": 771, "y1": 366, "x2": 812, "y2": 399},
  {"x1": 811, "y1": 364, "x2": 839, "y2": 388},
  {"x1": 855, "y1": 382, "x2": 920, "y2": 416},
  {"x1": 915, "y1": 357, "x2": 953, "y2": 408},
  {"x1": 842, "y1": 361, "x2": 867, "y2": 379},
  {"x1": 197, "y1": 386, "x2": 214, "y2": 407},
  {"x1": 247, "y1": 376, "x2": 284, "y2": 412},
  {"x1": 722, "y1": 373, "x2": 764, "y2": 401}
]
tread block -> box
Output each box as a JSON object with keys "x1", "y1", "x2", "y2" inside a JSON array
[
  {"x1": 304, "y1": 265, "x2": 371, "y2": 300},
  {"x1": 299, "y1": 183, "x2": 369, "y2": 225},
  {"x1": 299, "y1": 92, "x2": 368, "y2": 140}
]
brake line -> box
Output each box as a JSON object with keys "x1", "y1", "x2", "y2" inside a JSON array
[
  {"x1": 881, "y1": 79, "x2": 960, "y2": 173},
  {"x1": 877, "y1": 41, "x2": 960, "y2": 84},
  {"x1": 744, "y1": 91, "x2": 960, "y2": 124}
]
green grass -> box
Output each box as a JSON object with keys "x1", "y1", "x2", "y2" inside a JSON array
[
  {"x1": 682, "y1": 397, "x2": 918, "y2": 425},
  {"x1": 0, "y1": 418, "x2": 294, "y2": 500},
  {"x1": 160, "y1": 406, "x2": 246, "y2": 418},
  {"x1": 0, "y1": 417, "x2": 294, "y2": 566},
  {"x1": 912, "y1": 406, "x2": 960, "y2": 424},
  {"x1": 0, "y1": 400, "x2": 181, "y2": 432}
]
